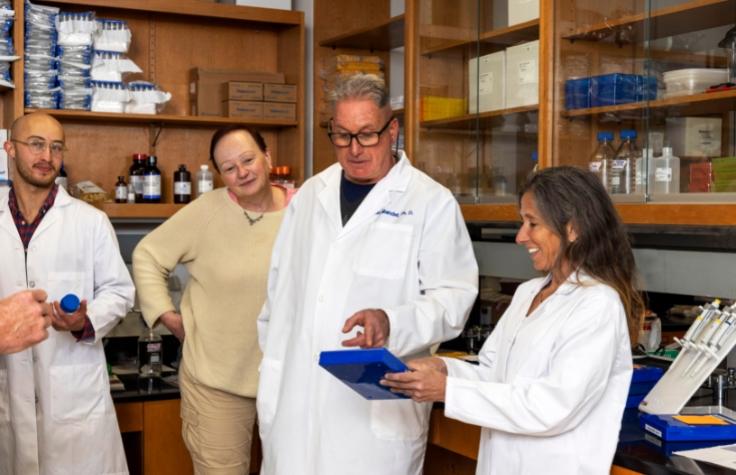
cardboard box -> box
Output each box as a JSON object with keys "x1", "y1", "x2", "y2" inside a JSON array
[
  {"x1": 222, "y1": 100, "x2": 264, "y2": 119},
  {"x1": 190, "y1": 68, "x2": 284, "y2": 116},
  {"x1": 263, "y1": 102, "x2": 296, "y2": 120},
  {"x1": 666, "y1": 117, "x2": 722, "y2": 158},
  {"x1": 222, "y1": 81, "x2": 263, "y2": 101},
  {"x1": 468, "y1": 51, "x2": 505, "y2": 113},
  {"x1": 263, "y1": 83, "x2": 297, "y2": 103},
  {"x1": 508, "y1": 0, "x2": 539, "y2": 26},
  {"x1": 505, "y1": 40, "x2": 539, "y2": 109}
]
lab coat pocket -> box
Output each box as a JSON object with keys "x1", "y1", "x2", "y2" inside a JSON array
[
  {"x1": 370, "y1": 400, "x2": 429, "y2": 441},
  {"x1": 354, "y1": 222, "x2": 413, "y2": 280},
  {"x1": 256, "y1": 357, "x2": 283, "y2": 439},
  {"x1": 0, "y1": 370, "x2": 8, "y2": 422},
  {"x1": 48, "y1": 271, "x2": 85, "y2": 297},
  {"x1": 50, "y1": 363, "x2": 107, "y2": 422}
]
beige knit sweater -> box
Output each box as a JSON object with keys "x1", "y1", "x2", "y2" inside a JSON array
[{"x1": 132, "y1": 188, "x2": 284, "y2": 397}]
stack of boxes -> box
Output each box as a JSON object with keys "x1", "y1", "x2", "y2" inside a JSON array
[
  {"x1": 466, "y1": 40, "x2": 540, "y2": 116},
  {"x1": 190, "y1": 68, "x2": 296, "y2": 120}
]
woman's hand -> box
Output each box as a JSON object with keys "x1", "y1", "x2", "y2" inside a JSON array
[
  {"x1": 159, "y1": 311, "x2": 185, "y2": 342},
  {"x1": 381, "y1": 357, "x2": 448, "y2": 403}
]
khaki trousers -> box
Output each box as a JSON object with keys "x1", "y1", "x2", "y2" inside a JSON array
[{"x1": 179, "y1": 359, "x2": 257, "y2": 475}]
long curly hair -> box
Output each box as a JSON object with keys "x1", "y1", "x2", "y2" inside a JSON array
[{"x1": 520, "y1": 166, "x2": 644, "y2": 346}]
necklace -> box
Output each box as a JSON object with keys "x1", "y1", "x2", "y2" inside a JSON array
[{"x1": 243, "y1": 209, "x2": 264, "y2": 226}]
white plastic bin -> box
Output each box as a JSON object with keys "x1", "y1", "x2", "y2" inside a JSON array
[{"x1": 663, "y1": 68, "x2": 727, "y2": 97}]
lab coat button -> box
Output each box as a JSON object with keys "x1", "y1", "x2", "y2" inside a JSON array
[{"x1": 29, "y1": 281, "x2": 35, "y2": 288}]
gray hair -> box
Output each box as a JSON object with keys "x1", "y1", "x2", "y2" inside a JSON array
[{"x1": 328, "y1": 73, "x2": 390, "y2": 110}]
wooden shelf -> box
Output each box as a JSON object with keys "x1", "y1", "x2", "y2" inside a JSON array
[
  {"x1": 421, "y1": 105, "x2": 538, "y2": 129},
  {"x1": 38, "y1": 0, "x2": 303, "y2": 26},
  {"x1": 26, "y1": 109, "x2": 298, "y2": 128},
  {"x1": 562, "y1": 89, "x2": 736, "y2": 118},
  {"x1": 462, "y1": 202, "x2": 736, "y2": 226},
  {"x1": 319, "y1": 14, "x2": 404, "y2": 50},
  {"x1": 563, "y1": 0, "x2": 736, "y2": 43},
  {"x1": 421, "y1": 20, "x2": 539, "y2": 56},
  {"x1": 98, "y1": 202, "x2": 184, "y2": 219}
]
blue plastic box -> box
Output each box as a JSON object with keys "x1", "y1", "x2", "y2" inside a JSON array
[
  {"x1": 640, "y1": 413, "x2": 736, "y2": 442},
  {"x1": 591, "y1": 73, "x2": 639, "y2": 106},
  {"x1": 564, "y1": 77, "x2": 591, "y2": 110},
  {"x1": 319, "y1": 348, "x2": 409, "y2": 400}
]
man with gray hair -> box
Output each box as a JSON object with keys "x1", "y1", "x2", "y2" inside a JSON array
[{"x1": 257, "y1": 73, "x2": 478, "y2": 474}]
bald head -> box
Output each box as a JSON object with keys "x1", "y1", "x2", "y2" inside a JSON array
[{"x1": 11, "y1": 112, "x2": 64, "y2": 142}]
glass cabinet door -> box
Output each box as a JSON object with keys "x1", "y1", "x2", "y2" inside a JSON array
[
  {"x1": 410, "y1": 0, "x2": 541, "y2": 203},
  {"x1": 552, "y1": 0, "x2": 736, "y2": 203}
]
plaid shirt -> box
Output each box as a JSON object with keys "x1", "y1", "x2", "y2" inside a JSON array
[{"x1": 8, "y1": 185, "x2": 95, "y2": 341}]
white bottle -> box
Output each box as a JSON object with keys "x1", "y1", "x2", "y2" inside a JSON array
[
  {"x1": 650, "y1": 146, "x2": 680, "y2": 194},
  {"x1": 196, "y1": 164, "x2": 213, "y2": 197}
]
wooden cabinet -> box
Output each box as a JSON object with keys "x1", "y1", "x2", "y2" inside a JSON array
[
  {"x1": 5, "y1": 0, "x2": 304, "y2": 219},
  {"x1": 551, "y1": 0, "x2": 736, "y2": 225},
  {"x1": 314, "y1": 0, "x2": 736, "y2": 225}
]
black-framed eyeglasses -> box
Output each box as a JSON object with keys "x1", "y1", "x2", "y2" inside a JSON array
[
  {"x1": 11, "y1": 139, "x2": 67, "y2": 156},
  {"x1": 327, "y1": 117, "x2": 394, "y2": 148}
]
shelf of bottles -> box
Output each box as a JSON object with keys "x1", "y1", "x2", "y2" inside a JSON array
[
  {"x1": 411, "y1": 0, "x2": 541, "y2": 204},
  {"x1": 553, "y1": 0, "x2": 736, "y2": 202}
]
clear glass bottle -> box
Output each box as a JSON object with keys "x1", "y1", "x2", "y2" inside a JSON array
[
  {"x1": 196, "y1": 164, "x2": 213, "y2": 197},
  {"x1": 608, "y1": 129, "x2": 639, "y2": 194},
  {"x1": 589, "y1": 131, "x2": 615, "y2": 189},
  {"x1": 173, "y1": 164, "x2": 192, "y2": 204},
  {"x1": 114, "y1": 176, "x2": 127, "y2": 203},
  {"x1": 138, "y1": 322, "x2": 162, "y2": 379},
  {"x1": 143, "y1": 155, "x2": 161, "y2": 203},
  {"x1": 650, "y1": 146, "x2": 681, "y2": 194},
  {"x1": 129, "y1": 153, "x2": 146, "y2": 203}
]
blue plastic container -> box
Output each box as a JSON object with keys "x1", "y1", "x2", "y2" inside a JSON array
[
  {"x1": 591, "y1": 73, "x2": 639, "y2": 106},
  {"x1": 319, "y1": 348, "x2": 409, "y2": 400},
  {"x1": 564, "y1": 77, "x2": 591, "y2": 110}
]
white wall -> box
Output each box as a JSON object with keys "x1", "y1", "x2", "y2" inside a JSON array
[{"x1": 293, "y1": 0, "x2": 315, "y2": 177}]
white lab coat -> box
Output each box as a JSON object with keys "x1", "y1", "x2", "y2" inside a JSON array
[
  {"x1": 0, "y1": 187, "x2": 134, "y2": 475},
  {"x1": 257, "y1": 153, "x2": 478, "y2": 475},
  {"x1": 443, "y1": 272, "x2": 632, "y2": 475}
]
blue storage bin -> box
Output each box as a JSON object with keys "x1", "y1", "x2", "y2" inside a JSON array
[
  {"x1": 637, "y1": 75, "x2": 658, "y2": 101},
  {"x1": 591, "y1": 73, "x2": 639, "y2": 106},
  {"x1": 564, "y1": 77, "x2": 591, "y2": 110}
]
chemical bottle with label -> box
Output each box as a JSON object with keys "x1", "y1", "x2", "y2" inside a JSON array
[
  {"x1": 129, "y1": 153, "x2": 146, "y2": 203},
  {"x1": 173, "y1": 164, "x2": 192, "y2": 204},
  {"x1": 138, "y1": 319, "x2": 162, "y2": 379},
  {"x1": 650, "y1": 146, "x2": 681, "y2": 194},
  {"x1": 608, "y1": 129, "x2": 639, "y2": 194},
  {"x1": 589, "y1": 132, "x2": 615, "y2": 188},
  {"x1": 114, "y1": 176, "x2": 127, "y2": 203},
  {"x1": 55, "y1": 162, "x2": 68, "y2": 191},
  {"x1": 143, "y1": 155, "x2": 161, "y2": 203},
  {"x1": 196, "y1": 164, "x2": 213, "y2": 197}
]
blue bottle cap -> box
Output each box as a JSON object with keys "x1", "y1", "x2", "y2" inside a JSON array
[
  {"x1": 620, "y1": 129, "x2": 637, "y2": 140},
  {"x1": 531, "y1": 151, "x2": 538, "y2": 163},
  {"x1": 60, "y1": 294, "x2": 80, "y2": 313},
  {"x1": 597, "y1": 131, "x2": 614, "y2": 142}
]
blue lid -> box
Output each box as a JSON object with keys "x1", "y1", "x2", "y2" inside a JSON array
[
  {"x1": 531, "y1": 151, "x2": 538, "y2": 163},
  {"x1": 60, "y1": 293, "x2": 80, "y2": 313},
  {"x1": 620, "y1": 129, "x2": 637, "y2": 139},
  {"x1": 597, "y1": 131, "x2": 614, "y2": 142}
]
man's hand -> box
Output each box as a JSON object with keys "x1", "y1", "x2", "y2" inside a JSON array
[
  {"x1": 159, "y1": 311, "x2": 185, "y2": 342},
  {"x1": 341, "y1": 309, "x2": 390, "y2": 348},
  {"x1": 51, "y1": 299, "x2": 88, "y2": 332},
  {"x1": 0, "y1": 289, "x2": 52, "y2": 354}
]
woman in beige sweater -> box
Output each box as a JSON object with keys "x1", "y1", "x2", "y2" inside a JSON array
[{"x1": 133, "y1": 126, "x2": 294, "y2": 474}]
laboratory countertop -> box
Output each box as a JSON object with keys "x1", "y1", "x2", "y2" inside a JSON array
[{"x1": 110, "y1": 373, "x2": 181, "y2": 403}]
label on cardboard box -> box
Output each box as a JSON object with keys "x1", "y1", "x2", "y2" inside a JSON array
[
  {"x1": 223, "y1": 81, "x2": 263, "y2": 101},
  {"x1": 264, "y1": 83, "x2": 296, "y2": 102},
  {"x1": 223, "y1": 100, "x2": 263, "y2": 119},
  {"x1": 263, "y1": 102, "x2": 295, "y2": 120}
]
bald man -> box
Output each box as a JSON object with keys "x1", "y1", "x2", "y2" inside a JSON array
[
  {"x1": 0, "y1": 289, "x2": 51, "y2": 354},
  {"x1": 0, "y1": 112, "x2": 135, "y2": 475}
]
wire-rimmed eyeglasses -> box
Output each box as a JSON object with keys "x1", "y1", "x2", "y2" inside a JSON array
[{"x1": 12, "y1": 139, "x2": 67, "y2": 156}]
